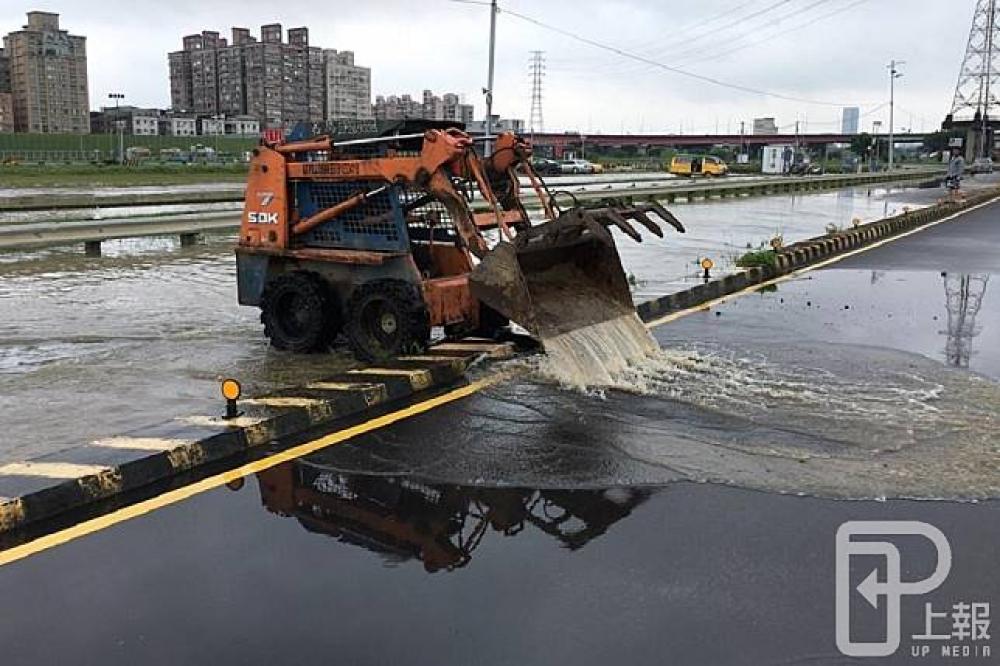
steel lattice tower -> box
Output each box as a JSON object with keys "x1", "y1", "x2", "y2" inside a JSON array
[
  {"x1": 529, "y1": 51, "x2": 545, "y2": 139},
  {"x1": 941, "y1": 274, "x2": 990, "y2": 368},
  {"x1": 950, "y1": 0, "x2": 1000, "y2": 121}
]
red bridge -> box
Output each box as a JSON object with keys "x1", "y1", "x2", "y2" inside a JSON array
[{"x1": 528, "y1": 132, "x2": 928, "y2": 156}]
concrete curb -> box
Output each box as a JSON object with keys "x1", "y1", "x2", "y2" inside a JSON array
[
  {"x1": 637, "y1": 189, "x2": 1000, "y2": 324},
  {"x1": 0, "y1": 340, "x2": 513, "y2": 534}
]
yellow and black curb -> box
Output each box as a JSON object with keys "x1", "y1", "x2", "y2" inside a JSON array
[
  {"x1": 637, "y1": 189, "x2": 1000, "y2": 323},
  {"x1": 0, "y1": 339, "x2": 514, "y2": 535}
]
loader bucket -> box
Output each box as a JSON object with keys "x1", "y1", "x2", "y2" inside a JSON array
[{"x1": 469, "y1": 207, "x2": 645, "y2": 340}]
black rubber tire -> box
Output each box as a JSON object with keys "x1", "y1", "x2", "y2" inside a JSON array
[
  {"x1": 345, "y1": 280, "x2": 430, "y2": 363},
  {"x1": 260, "y1": 272, "x2": 338, "y2": 353}
]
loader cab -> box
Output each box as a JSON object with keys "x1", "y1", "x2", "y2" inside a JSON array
[{"x1": 669, "y1": 154, "x2": 728, "y2": 177}]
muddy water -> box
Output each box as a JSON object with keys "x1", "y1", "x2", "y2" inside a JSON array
[
  {"x1": 538, "y1": 313, "x2": 658, "y2": 388},
  {"x1": 0, "y1": 232, "x2": 356, "y2": 463}
]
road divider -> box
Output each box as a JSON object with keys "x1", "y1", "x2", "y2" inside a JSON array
[
  {"x1": 0, "y1": 339, "x2": 513, "y2": 534},
  {"x1": 638, "y1": 188, "x2": 1000, "y2": 325}
]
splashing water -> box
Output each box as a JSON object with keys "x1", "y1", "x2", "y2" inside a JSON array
[{"x1": 536, "y1": 313, "x2": 659, "y2": 389}]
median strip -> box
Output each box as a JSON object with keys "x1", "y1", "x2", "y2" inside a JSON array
[{"x1": 0, "y1": 339, "x2": 513, "y2": 535}]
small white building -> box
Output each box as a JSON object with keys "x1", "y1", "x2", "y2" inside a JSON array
[
  {"x1": 161, "y1": 114, "x2": 197, "y2": 136},
  {"x1": 762, "y1": 145, "x2": 794, "y2": 174}
]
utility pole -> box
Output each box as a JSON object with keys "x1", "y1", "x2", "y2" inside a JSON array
[
  {"x1": 483, "y1": 0, "x2": 498, "y2": 156},
  {"x1": 888, "y1": 60, "x2": 905, "y2": 171},
  {"x1": 108, "y1": 92, "x2": 125, "y2": 165}
]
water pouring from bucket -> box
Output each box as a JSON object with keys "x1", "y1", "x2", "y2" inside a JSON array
[{"x1": 470, "y1": 199, "x2": 684, "y2": 387}]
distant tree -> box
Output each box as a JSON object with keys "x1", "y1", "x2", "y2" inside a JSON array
[
  {"x1": 850, "y1": 132, "x2": 874, "y2": 157},
  {"x1": 922, "y1": 130, "x2": 964, "y2": 154}
]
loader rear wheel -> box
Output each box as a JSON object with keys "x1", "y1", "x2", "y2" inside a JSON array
[
  {"x1": 345, "y1": 280, "x2": 430, "y2": 362},
  {"x1": 260, "y1": 272, "x2": 337, "y2": 353}
]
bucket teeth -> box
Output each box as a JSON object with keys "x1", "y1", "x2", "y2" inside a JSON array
[
  {"x1": 602, "y1": 208, "x2": 643, "y2": 242},
  {"x1": 627, "y1": 210, "x2": 662, "y2": 239},
  {"x1": 645, "y1": 201, "x2": 686, "y2": 233}
]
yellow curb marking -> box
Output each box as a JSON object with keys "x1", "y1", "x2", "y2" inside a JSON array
[
  {"x1": 91, "y1": 437, "x2": 193, "y2": 452},
  {"x1": 0, "y1": 462, "x2": 111, "y2": 479},
  {"x1": 397, "y1": 355, "x2": 468, "y2": 363},
  {"x1": 349, "y1": 367, "x2": 432, "y2": 391},
  {"x1": 432, "y1": 342, "x2": 512, "y2": 354},
  {"x1": 305, "y1": 381, "x2": 383, "y2": 391},
  {"x1": 241, "y1": 397, "x2": 328, "y2": 408},
  {"x1": 178, "y1": 415, "x2": 268, "y2": 428},
  {"x1": 0, "y1": 376, "x2": 500, "y2": 568},
  {"x1": 0, "y1": 499, "x2": 26, "y2": 532},
  {"x1": 306, "y1": 382, "x2": 388, "y2": 406}
]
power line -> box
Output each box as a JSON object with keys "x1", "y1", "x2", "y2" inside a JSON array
[
  {"x1": 498, "y1": 5, "x2": 850, "y2": 107},
  {"x1": 685, "y1": 0, "x2": 872, "y2": 66},
  {"x1": 672, "y1": 0, "x2": 840, "y2": 65}
]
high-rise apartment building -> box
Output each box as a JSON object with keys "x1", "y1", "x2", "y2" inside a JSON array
[
  {"x1": 0, "y1": 47, "x2": 11, "y2": 133},
  {"x1": 373, "y1": 94, "x2": 422, "y2": 120},
  {"x1": 841, "y1": 107, "x2": 860, "y2": 135},
  {"x1": 375, "y1": 89, "x2": 473, "y2": 124},
  {"x1": 325, "y1": 50, "x2": 372, "y2": 120},
  {"x1": 169, "y1": 24, "x2": 344, "y2": 128},
  {"x1": 3, "y1": 12, "x2": 90, "y2": 134}
]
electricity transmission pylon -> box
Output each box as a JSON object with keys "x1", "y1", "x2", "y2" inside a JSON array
[
  {"x1": 941, "y1": 274, "x2": 989, "y2": 368},
  {"x1": 949, "y1": 0, "x2": 1000, "y2": 156},
  {"x1": 529, "y1": 50, "x2": 545, "y2": 140}
]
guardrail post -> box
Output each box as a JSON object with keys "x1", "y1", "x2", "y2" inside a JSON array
[
  {"x1": 84, "y1": 240, "x2": 102, "y2": 257},
  {"x1": 179, "y1": 233, "x2": 201, "y2": 247}
]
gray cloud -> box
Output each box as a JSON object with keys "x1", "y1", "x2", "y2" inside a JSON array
[{"x1": 1, "y1": 0, "x2": 973, "y2": 133}]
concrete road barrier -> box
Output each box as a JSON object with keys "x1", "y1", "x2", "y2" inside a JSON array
[
  {"x1": 636, "y1": 189, "x2": 1000, "y2": 323},
  {"x1": 0, "y1": 339, "x2": 514, "y2": 535}
]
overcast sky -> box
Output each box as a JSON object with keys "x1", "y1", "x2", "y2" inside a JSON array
[{"x1": 1, "y1": 0, "x2": 974, "y2": 134}]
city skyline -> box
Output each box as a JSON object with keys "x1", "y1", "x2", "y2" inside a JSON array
[{"x1": 0, "y1": 1, "x2": 980, "y2": 134}]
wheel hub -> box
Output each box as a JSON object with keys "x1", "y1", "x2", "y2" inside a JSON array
[{"x1": 379, "y1": 312, "x2": 398, "y2": 335}]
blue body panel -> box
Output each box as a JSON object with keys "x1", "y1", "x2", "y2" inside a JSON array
[
  {"x1": 295, "y1": 181, "x2": 410, "y2": 253},
  {"x1": 236, "y1": 252, "x2": 270, "y2": 306}
]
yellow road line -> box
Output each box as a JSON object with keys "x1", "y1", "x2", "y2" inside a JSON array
[
  {"x1": 644, "y1": 195, "x2": 1000, "y2": 329},
  {"x1": 0, "y1": 462, "x2": 110, "y2": 479},
  {"x1": 0, "y1": 376, "x2": 498, "y2": 568}
]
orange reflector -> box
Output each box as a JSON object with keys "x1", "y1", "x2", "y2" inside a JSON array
[
  {"x1": 700, "y1": 258, "x2": 715, "y2": 271},
  {"x1": 221, "y1": 379, "x2": 242, "y2": 401}
]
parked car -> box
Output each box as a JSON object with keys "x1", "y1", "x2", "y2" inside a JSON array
[
  {"x1": 971, "y1": 157, "x2": 994, "y2": 174},
  {"x1": 531, "y1": 157, "x2": 562, "y2": 176},
  {"x1": 669, "y1": 154, "x2": 728, "y2": 177},
  {"x1": 559, "y1": 159, "x2": 596, "y2": 174}
]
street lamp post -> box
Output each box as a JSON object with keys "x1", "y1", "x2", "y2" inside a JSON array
[
  {"x1": 483, "y1": 0, "x2": 498, "y2": 156},
  {"x1": 888, "y1": 60, "x2": 904, "y2": 171},
  {"x1": 871, "y1": 120, "x2": 882, "y2": 172},
  {"x1": 108, "y1": 92, "x2": 125, "y2": 165}
]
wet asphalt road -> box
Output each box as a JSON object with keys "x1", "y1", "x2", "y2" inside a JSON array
[
  {"x1": 0, "y1": 191, "x2": 997, "y2": 664},
  {"x1": 0, "y1": 182, "x2": 978, "y2": 463}
]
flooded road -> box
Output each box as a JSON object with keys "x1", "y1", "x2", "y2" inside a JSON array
[
  {"x1": 0, "y1": 183, "x2": 998, "y2": 665},
  {"x1": 0, "y1": 182, "x2": 996, "y2": 473}
]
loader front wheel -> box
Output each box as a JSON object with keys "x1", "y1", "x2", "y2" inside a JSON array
[
  {"x1": 345, "y1": 280, "x2": 430, "y2": 363},
  {"x1": 260, "y1": 272, "x2": 337, "y2": 353}
]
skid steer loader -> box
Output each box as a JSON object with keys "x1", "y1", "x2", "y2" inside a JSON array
[{"x1": 235, "y1": 120, "x2": 684, "y2": 362}]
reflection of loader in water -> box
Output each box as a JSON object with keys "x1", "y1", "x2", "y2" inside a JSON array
[
  {"x1": 236, "y1": 121, "x2": 684, "y2": 361},
  {"x1": 255, "y1": 461, "x2": 650, "y2": 573}
]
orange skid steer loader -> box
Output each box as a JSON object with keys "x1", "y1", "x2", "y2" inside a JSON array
[{"x1": 235, "y1": 121, "x2": 684, "y2": 362}]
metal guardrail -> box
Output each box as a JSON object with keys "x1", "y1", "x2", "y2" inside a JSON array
[{"x1": 0, "y1": 169, "x2": 943, "y2": 251}]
